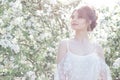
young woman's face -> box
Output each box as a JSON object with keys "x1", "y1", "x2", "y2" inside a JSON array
[{"x1": 71, "y1": 11, "x2": 90, "y2": 31}]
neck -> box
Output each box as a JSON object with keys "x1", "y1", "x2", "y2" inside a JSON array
[{"x1": 73, "y1": 30, "x2": 89, "y2": 43}]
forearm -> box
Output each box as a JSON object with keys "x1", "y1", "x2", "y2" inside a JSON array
[{"x1": 99, "y1": 71, "x2": 107, "y2": 80}]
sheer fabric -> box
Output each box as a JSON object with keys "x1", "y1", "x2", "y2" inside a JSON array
[{"x1": 54, "y1": 39, "x2": 112, "y2": 80}]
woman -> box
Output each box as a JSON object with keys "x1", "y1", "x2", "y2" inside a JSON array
[{"x1": 54, "y1": 5, "x2": 112, "y2": 80}]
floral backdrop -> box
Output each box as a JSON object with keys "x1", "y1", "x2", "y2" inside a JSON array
[{"x1": 0, "y1": 0, "x2": 120, "y2": 80}]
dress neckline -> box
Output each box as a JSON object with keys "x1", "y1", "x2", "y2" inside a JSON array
[
  {"x1": 66, "y1": 39, "x2": 97, "y2": 57},
  {"x1": 67, "y1": 50, "x2": 97, "y2": 57}
]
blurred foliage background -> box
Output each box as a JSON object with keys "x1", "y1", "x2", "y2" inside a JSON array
[{"x1": 0, "y1": 0, "x2": 120, "y2": 80}]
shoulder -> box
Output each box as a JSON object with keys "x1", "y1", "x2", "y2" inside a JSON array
[
  {"x1": 58, "y1": 38, "x2": 68, "y2": 48},
  {"x1": 59, "y1": 38, "x2": 68, "y2": 44},
  {"x1": 56, "y1": 38, "x2": 69, "y2": 64},
  {"x1": 93, "y1": 42, "x2": 105, "y2": 60}
]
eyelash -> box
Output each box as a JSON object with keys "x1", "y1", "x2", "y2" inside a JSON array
[
  {"x1": 78, "y1": 16, "x2": 83, "y2": 18},
  {"x1": 71, "y1": 16, "x2": 74, "y2": 19}
]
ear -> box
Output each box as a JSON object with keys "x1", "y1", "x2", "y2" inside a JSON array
[
  {"x1": 87, "y1": 20, "x2": 92, "y2": 31},
  {"x1": 89, "y1": 20, "x2": 92, "y2": 25}
]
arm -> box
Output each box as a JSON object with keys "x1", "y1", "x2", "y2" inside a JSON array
[
  {"x1": 96, "y1": 44, "x2": 112, "y2": 80},
  {"x1": 96, "y1": 44, "x2": 106, "y2": 80},
  {"x1": 56, "y1": 39, "x2": 67, "y2": 80},
  {"x1": 56, "y1": 40, "x2": 67, "y2": 64},
  {"x1": 96, "y1": 44, "x2": 105, "y2": 61}
]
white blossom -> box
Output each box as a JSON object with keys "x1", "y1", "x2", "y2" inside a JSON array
[
  {"x1": 25, "y1": 71, "x2": 36, "y2": 80},
  {"x1": 36, "y1": 10, "x2": 43, "y2": 16},
  {"x1": 29, "y1": 35, "x2": 34, "y2": 40},
  {"x1": 14, "y1": 77, "x2": 26, "y2": 80},
  {"x1": 13, "y1": 65, "x2": 19, "y2": 69},
  {"x1": 11, "y1": 0, "x2": 22, "y2": 10},
  {"x1": 13, "y1": 17, "x2": 23, "y2": 26},
  {"x1": 50, "y1": 0, "x2": 57, "y2": 4},
  {"x1": 44, "y1": 4, "x2": 49, "y2": 8},
  {"x1": 12, "y1": 38, "x2": 18, "y2": 44},
  {"x1": 0, "y1": 39, "x2": 9, "y2": 48},
  {"x1": 113, "y1": 58, "x2": 120, "y2": 68},
  {"x1": 26, "y1": 21, "x2": 32, "y2": 27},
  {"x1": 39, "y1": 32, "x2": 51, "y2": 40},
  {"x1": 4, "y1": 33, "x2": 13, "y2": 40},
  {"x1": 10, "y1": 44, "x2": 20, "y2": 53},
  {"x1": 0, "y1": 65, "x2": 4, "y2": 69},
  {"x1": 10, "y1": 56, "x2": 15, "y2": 61},
  {"x1": 0, "y1": 38, "x2": 20, "y2": 53},
  {"x1": 29, "y1": 29, "x2": 35, "y2": 35},
  {"x1": 0, "y1": 19, "x2": 4, "y2": 26},
  {"x1": 6, "y1": 25, "x2": 14, "y2": 31},
  {"x1": 1, "y1": 0, "x2": 7, "y2": 5}
]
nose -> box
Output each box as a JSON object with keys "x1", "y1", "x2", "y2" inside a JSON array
[
  {"x1": 71, "y1": 17, "x2": 77, "y2": 22},
  {"x1": 71, "y1": 18, "x2": 77, "y2": 23}
]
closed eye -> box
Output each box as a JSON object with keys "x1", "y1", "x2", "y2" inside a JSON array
[
  {"x1": 71, "y1": 15, "x2": 74, "y2": 19},
  {"x1": 78, "y1": 15, "x2": 83, "y2": 18}
]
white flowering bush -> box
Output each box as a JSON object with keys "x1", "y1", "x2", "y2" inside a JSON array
[
  {"x1": 85, "y1": 4, "x2": 120, "y2": 80},
  {"x1": 0, "y1": 0, "x2": 80, "y2": 80},
  {"x1": 96, "y1": 5, "x2": 120, "y2": 80},
  {"x1": 0, "y1": 0, "x2": 119, "y2": 80}
]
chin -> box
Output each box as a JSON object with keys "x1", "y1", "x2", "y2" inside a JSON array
[{"x1": 71, "y1": 26, "x2": 81, "y2": 30}]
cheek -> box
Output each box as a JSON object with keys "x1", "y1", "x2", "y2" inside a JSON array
[
  {"x1": 78, "y1": 20, "x2": 86, "y2": 26},
  {"x1": 70, "y1": 18, "x2": 88, "y2": 30},
  {"x1": 78, "y1": 20, "x2": 88, "y2": 29}
]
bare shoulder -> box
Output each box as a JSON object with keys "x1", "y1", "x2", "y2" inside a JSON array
[
  {"x1": 59, "y1": 39, "x2": 68, "y2": 46},
  {"x1": 94, "y1": 42, "x2": 105, "y2": 60},
  {"x1": 58, "y1": 39, "x2": 68, "y2": 50},
  {"x1": 56, "y1": 39, "x2": 68, "y2": 64}
]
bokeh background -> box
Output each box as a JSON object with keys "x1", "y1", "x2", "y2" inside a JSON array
[{"x1": 0, "y1": 0, "x2": 120, "y2": 80}]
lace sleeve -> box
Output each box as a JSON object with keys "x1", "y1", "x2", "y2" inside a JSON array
[
  {"x1": 54, "y1": 39, "x2": 72, "y2": 80},
  {"x1": 54, "y1": 57, "x2": 70, "y2": 80},
  {"x1": 57, "y1": 63, "x2": 67, "y2": 80},
  {"x1": 98, "y1": 59, "x2": 112, "y2": 80}
]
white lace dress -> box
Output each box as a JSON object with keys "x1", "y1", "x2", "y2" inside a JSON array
[{"x1": 54, "y1": 39, "x2": 112, "y2": 80}]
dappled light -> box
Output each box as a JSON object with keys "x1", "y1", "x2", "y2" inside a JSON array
[{"x1": 0, "y1": 0, "x2": 120, "y2": 80}]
